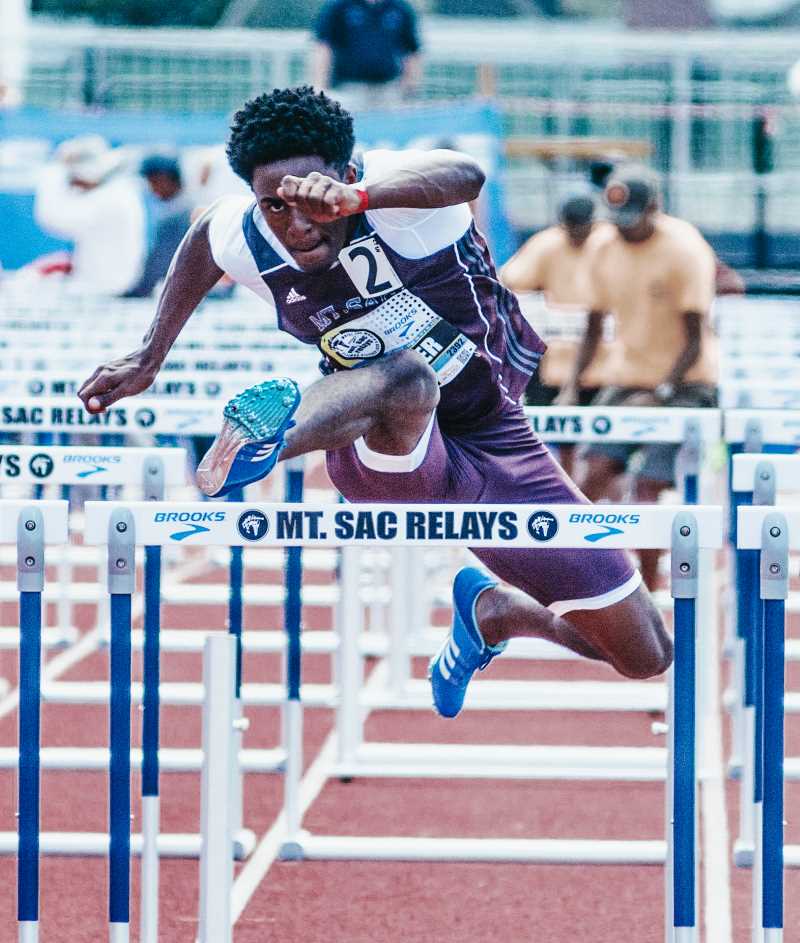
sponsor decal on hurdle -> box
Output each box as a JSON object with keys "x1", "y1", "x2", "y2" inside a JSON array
[
  {"x1": 153, "y1": 510, "x2": 227, "y2": 541},
  {"x1": 526, "y1": 510, "x2": 558, "y2": 541},
  {"x1": 569, "y1": 511, "x2": 642, "y2": 542}
]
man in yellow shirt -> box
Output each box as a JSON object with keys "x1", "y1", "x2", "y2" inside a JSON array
[
  {"x1": 500, "y1": 191, "x2": 611, "y2": 408},
  {"x1": 559, "y1": 166, "x2": 718, "y2": 587}
]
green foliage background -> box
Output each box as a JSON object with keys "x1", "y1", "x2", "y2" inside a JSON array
[{"x1": 31, "y1": 0, "x2": 620, "y2": 28}]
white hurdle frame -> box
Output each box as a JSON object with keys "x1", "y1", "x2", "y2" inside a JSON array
[{"x1": 83, "y1": 499, "x2": 723, "y2": 943}]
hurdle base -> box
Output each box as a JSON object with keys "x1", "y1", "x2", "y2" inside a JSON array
[
  {"x1": 733, "y1": 840, "x2": 754, "y2": 867},
  {"x1": 0, "y1": 828, "x2": 256, "y2": 860},
  {"x1": 727, "y1": 757, "x2": 743, "y2": 780},
  {"x1": 0, "y1": 745, "x2": 286, "y2": 774},
  {"x1": 19, "y1": 921, "x2": 38, "y2": 943},
  {"x1": 331, "y1": 742, "x2": 667, "y2": 781},
  {"x1": 279, "y1": 833, "x2": 667, "y2": 864}
]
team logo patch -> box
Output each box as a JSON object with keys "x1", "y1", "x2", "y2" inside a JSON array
[
  {"x1": 527, "y1": 510, "x2": 558, "y2": 542},
  {"x1": 327, "y1": 329, "x2": 384, "y2": 360},
  {"x1": 237, "y1": 509, "x2": 269, "y2": 542},
  {"x1": 28, "y1": 454, "x2": 54, "y2": 479}
]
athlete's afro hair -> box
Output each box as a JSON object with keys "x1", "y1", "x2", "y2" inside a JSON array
[{"x1": 226, "y1": 86, "x2": 355, "y2": 184}]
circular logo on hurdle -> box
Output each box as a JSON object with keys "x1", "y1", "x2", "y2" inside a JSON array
[
  {"x1": 526, "y1": 510, "x2": 558, "y2": 542},
  {"x1": 203, "y1": 382, "x2": 221, "y2": 397},
  {"x1": 237, "y1": 509, "x2": 269, "y2": 542},
  {"x1": 28, "y1": 453, "x2": 54, "y2": 479},
  {"x1": 27, "y1": 379, "x2": 45, "y2": 395},
  {"x1": 135, "y1": 408, "x2": 156, "y2": 429},
  {"x1": 591, "y1": 415, "x2": 612, "y2": 435}
]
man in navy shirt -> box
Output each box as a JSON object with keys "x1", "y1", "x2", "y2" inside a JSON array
[{"x1": 312, "y1": 0, "x2": 421, "y2": 109}]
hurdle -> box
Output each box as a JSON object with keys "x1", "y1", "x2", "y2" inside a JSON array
[
  {"x1": 737, "y1": 506, "x2": 792, "y2": 942},
  {"x1": 10, "y1": 499, "x2": 240, "y2": 940},
  {"x1": 333, "y1": 406, "x2": 720, "y2": 781},
  {"x1": 6, "y1": 499, "x2": 70, "y2": 943},
  {"x1": 729, "y1": 453, "x2": 800, "y2": 875},
  {"x1": 83, "y1": 499, "x2": 723, "y2": 943}
]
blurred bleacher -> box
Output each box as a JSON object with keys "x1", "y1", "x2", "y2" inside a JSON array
[{"x1": 8, "y1": 17, "x2": 800, "y2": 269}]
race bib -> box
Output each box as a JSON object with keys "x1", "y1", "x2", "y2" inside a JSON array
[
  {"x1": 319, "y1": 289, "x2": 476, "y2": 386},
  {"x1": 339, "y1": 236, "x2": 403, "y2": 298}
]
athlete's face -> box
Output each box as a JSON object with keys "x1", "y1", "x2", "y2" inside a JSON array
[{"x1": 252, "y1": 157, "x2": 357, "y2": 273}]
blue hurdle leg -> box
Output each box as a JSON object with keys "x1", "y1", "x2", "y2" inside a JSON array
[
  {"x1": 17, "y1": 507, "x2": 45, "y2": 943},
  {"x1": 108, "y1": 510, "x2": 135, "y2": 943},
  {"x1": 109, "y1": 592, "x2": 132, "y2": 942},
  {"x1": 18, "y1": 589, "x2": 42, "y2": 943},
  {"x1": 762, "y1": 596, "x2": 785, "y2": 942},
  {"x1": 140, "y1": 545, "x2": 162, "y2": 943},
  {"x1": 673, "y1": 595, "x2": 696, "y2": 939}
]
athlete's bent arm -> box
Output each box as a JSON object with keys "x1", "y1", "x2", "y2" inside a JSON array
[
  {"x1": 553, "y1": 308, "x2": 603, "y2": 406},
  {"x1": 78, "y1": 214, "x2": 223, "y2": 414},
  {"x1": 278, "y1": 150, "x2": 485, "y2": 224}
]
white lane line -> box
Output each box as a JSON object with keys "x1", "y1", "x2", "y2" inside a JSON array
[
  {"x1": 701, "y1": 580, "x2": 733, "y2": 943},
  {"x1": 230, "y1": 731, "x2": 337, "y2": 923}
]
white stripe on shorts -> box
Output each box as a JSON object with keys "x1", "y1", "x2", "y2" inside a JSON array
[
  {"x1": 353, "y1": 412, "x2": 436, "y2": 473},
  {"x1": 548, "y1": 570, "x2": 643, "y2": 617}
]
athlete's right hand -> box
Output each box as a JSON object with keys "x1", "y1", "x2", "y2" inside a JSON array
[{"x1": 78, "y1": 350, "x2": 160, "y2": 414}]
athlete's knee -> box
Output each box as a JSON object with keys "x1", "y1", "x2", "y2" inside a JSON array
[
  {"x1": 380, "y1": 349, "x2": 440, "y2": 415},
  {"x1": 614, "y1": 610, "x2": 673, "y2": 679}
]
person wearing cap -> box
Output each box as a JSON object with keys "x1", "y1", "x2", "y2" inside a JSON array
[
  {"x1": 123, "y1": 154, "x2": 192, "y2": 298},
  {"x1": 559, "y1": 165, "x2": 717, "y2": 588},
  {"x1": 33, "y1": 135, "x2": 147, "y2": 296},
  {"x1": 500, "y1": 191, "x2": 613, "y2": 414}
]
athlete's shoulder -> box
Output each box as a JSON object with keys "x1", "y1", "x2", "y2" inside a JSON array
[{"x1": 207, "y1": 195, "x2": 254, "y2": 257}]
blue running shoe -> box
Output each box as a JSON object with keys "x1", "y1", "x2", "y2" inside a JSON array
[
  {"x1": 196, "y1": 378, "x2": 301, "y2": 497},
  {"x1": 428, "y1": 567, "x2": 506, "y2": 718}
]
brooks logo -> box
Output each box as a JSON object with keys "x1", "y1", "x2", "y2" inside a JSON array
[
  {"x1": 286, "y1": 287, "x2": 307, "y2": 304},
  {"x1": 170, "y1": 523, "x2": 211, "y2": 541}
]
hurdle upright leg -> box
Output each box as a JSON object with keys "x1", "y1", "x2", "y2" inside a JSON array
[
  {"x1": 17, "y1": 508, "x2": 45, "y2": 943},
  {"x1": 108, "y1": 511, "x2": 135, "y2": 943},
  {"x1": 760, "y1": 515, "x2": 788, "y2": 943},
  {"x1": 671, "y1": 513, "x2": 699, "y2": 943}
]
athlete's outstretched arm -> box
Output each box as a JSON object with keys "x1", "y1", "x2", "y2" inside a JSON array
[
  {"x1": 78, "y1": 213, "x2": 224, "y2": 414},
  {"x1": 278, "y1": 150, "x2": 485, "y2": 223}
]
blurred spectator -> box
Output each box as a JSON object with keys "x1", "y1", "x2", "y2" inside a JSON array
[
  {"x1": 181, "y1": 144, "x2": 250, "y2": 209},
  {"x1": 561, "y1": 165, "x2": 718, "y2": 588},
  {"x1": 33, "y1": 135, "x2": 147, "y2": 295},
  {"x1": 0, "y1": 0, "x2": 28, "y2": 108},
  {"x1": 312, "y1": 0, "x2": 422, "y2": 110},
  {"x1": 500, "y1": 191, "x2": 613, "y2": 475},
  {"x1": 501, "y1": 191, "x2": 612, "y2": 407},
  {"x1": 123, "y1": 153, "x2": 191, "y2": 297}
]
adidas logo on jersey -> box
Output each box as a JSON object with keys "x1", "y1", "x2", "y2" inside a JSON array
[{"x1": 286, "y1": 287, "x2": 307, "y2": 304}]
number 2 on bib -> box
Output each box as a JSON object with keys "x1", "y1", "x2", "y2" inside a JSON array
[{"x1": 339, "y1": 236, "x2": 403, "y2": 298}]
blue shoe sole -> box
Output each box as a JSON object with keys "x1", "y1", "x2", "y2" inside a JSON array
[{"x1": 196, "y1": 378, "x2": 301, "y2": 497}]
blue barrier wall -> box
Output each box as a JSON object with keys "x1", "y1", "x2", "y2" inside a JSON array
[{"x1": 1, "y1": 102, "x2": 514, "y2": 270}]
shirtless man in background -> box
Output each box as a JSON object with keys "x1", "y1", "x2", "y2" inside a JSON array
[{"x1": 560, "y1": 165, "x2": 717, "y2": 588}]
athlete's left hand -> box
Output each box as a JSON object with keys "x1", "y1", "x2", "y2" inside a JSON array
[{"x1": 278, "y1": 172, "x2": 363, "y2": 223}]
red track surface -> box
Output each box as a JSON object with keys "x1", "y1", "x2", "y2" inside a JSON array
[{"x1": 1, "y1": 474, "x2": 798, "y2": 941}]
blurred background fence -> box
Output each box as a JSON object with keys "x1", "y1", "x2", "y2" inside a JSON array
[{"x1": 6, "y1": 18, "x2": 800, "y2": 268}]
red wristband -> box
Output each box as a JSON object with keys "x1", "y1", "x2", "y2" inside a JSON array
[{"x1": 354, "y1": 188, "x2": 369, "y2": 213}]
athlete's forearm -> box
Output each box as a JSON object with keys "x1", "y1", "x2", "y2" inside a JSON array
[
  {"x1": 140, "y1": 216, "x2": 224, "y2": 366},
  {"x1": 363, "y1": 150, "x2": 485, "y2": 210}
]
